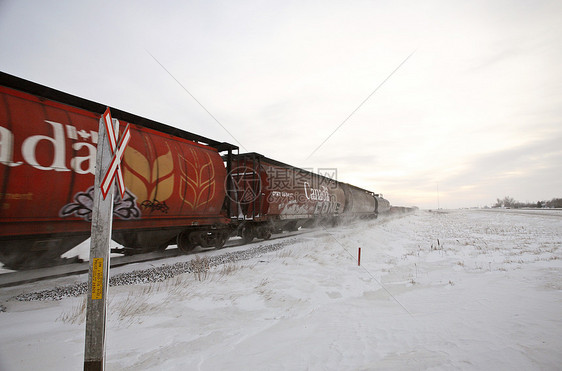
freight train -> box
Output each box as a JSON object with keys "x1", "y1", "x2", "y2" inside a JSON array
[{"x1": 0, "y1": 72, "x2": 390, "y2": 270}]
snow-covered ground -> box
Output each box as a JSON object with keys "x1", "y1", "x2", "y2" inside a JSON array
[{"x1": 0, "y1": 209, "x2": 561, "y2": 370}]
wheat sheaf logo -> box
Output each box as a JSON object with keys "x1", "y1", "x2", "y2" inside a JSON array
[
  {"x1": 122, "y1": 145, "x2": 174, "y2": 203},
  {"x1": 178, "y1": 149, "x2": 216, "y2": 210}
]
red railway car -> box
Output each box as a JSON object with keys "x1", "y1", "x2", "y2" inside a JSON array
[
  {"x1": 229, "y1": 153, "x2": 344, "y2": 220},
  {"x1": 0, "y1": 72, "x2": 237, "y2": 269}
]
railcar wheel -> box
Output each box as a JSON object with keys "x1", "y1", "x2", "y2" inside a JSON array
[
  {"x1": 0, "y1": 252, "x2": 77, "y2": 270},
  {"x1": 214, "y1": 232, "x2": 229, "y2": 249},
  {"x1": 0, "y1": 253, "x2": 33, "y2": 270},
  {"x1": 241, "y1": 226, "x2": 255, "y2": 244},
  {"x1": 285, "y1": 221, "x2": 298, "y2": 232},
  {"x1": 256, "y1": 226, "x2": 271, "y2": 240},
  {"x1": 177, "y1": 231, "x2": 196, "y2": 253},
  {"x1": 262, "y1": 230, "x2": 272, "y2": 240}
]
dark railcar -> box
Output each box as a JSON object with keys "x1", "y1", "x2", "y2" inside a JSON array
[
  {"x1": 340, "y1": 183, "x2": 376, "y2": 216},
  {"x1": 339, "y1": 183, "x2": 391, "y2": 218},
  {"x1": 376, "y1": 195, "x2": 391, "y2": 215}
]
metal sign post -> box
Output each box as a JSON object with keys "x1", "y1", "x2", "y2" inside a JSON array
[{"x1": 84, "y1": 108, "x2": 130, "y2": 371}]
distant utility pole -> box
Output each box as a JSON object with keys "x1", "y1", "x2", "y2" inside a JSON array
[
  {"x1": 437, "y1": 183, "x2": 440, "y2": 210},
  {"x1": 84, "y1": 109, "x2": 130, "y2": 371}
]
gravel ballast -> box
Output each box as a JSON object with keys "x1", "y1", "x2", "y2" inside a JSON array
[{"x1": 13, "y1": 239, "x2": 296, "y2": 302}]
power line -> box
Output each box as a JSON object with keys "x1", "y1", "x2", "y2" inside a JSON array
[
  {"x1": 305, "y1": 50, "x2": 416, "y2": 161},
  {"x1": 146, "y1": 50, "x2": 248, "y2": 151}
]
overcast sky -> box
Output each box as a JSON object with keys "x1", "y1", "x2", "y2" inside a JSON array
[{"x1": 1, "y1": 0, "x2": 561, "y2": 209}]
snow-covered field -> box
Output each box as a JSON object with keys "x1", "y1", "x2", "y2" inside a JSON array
[{"x1": 0, "y1": 209, "x2": 561, "y2": 370}]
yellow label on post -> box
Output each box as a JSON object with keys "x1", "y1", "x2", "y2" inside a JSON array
[{"x1": 92, "y1": 258, "x2": 104, "y2": 300}]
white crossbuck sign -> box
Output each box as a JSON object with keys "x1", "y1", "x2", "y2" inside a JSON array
[{"x1": 100, "y1": 108, "x2": 131, "y2": 199}]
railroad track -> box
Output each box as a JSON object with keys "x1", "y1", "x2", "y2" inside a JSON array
[
  {"x1": 0, "y1": 229, "x2": 317, "y2": 288},
  {"x1": 0, "y1": 213, "x2": 413, "y2": 289}
]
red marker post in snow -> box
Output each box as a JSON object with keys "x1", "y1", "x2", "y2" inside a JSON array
[
  {"x1": 358, "y1": 247, "x2": 361, "y2": 266},
  {"x1": 84, "y1": 108, "x2": 130, "y2": 371}
]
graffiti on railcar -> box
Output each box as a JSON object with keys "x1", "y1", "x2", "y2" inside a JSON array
[
  {"x1": 60, "y1": 186, "x2": 141, "y2": 221},
  {"x1": 140, "y1": 199, "x2": 170, "y2": 214}
]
